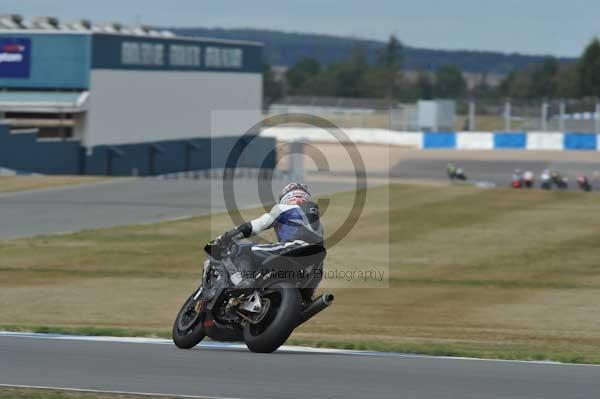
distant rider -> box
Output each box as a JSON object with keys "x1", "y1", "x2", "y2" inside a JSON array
[
  {"x1": 512, "y1": 169, "x2": 522, "y2": 182},
  {"x1": 447, "y1": 163, "x2": 458, "y2": 179},
  {"x1": 523, "y1": 170, "x2": 535, "y2": 187}
]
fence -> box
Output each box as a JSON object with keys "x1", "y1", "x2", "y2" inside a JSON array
[
  {"x1": 456, "y1": 98, "x2": 600, "y2": 133},
  {"x1": 266, "y1": 98, "x2": 600, "y2": 133}
]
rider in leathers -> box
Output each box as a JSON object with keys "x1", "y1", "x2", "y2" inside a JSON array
[{"x1": 218, "y1": 183, "x2": 324, "y2": 298}]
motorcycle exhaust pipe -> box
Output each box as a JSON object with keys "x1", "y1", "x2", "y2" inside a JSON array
[{"x1": 297, "y1": 293, "x2": 334, "y2": 326}]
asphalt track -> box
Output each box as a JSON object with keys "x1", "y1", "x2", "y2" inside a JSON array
[
  {"x1": 1, "y1": 333, "x2": 598, "y2": 399},
  {"x1": 391, "y1": 159, "x2": 600, "y2": 190},
  {"x1": 0, "y1": 176, "x2": 358, "y2": 240},
  {"x1": 2, "y1": 157, "x2": 598, "y2": 240}
]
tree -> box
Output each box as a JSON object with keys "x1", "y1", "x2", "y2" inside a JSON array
[
  {"x1": 434, "y1": 65, "x2": 467, "y2": 98},
  {"x1": 471, "y1": 73, "x2": 496, "y2": 99},
  {"x1": 577, "y1": 38, "x2": 600, "y2": 97},
  {"x1": 285, "y1": 57, "x2": 321, "y2": 92},
  {"x1": 529, "y1": 58, "x2": 559, "y2": 98},
  {"x1": 374, "y1": 35, "x2": 404, "y2": 99},
  {"x1": 507, "y1": 71, "x2": 534, "y2": 98},
  {"x1": 556, "y1": 63, "x2": 579, "y2": 98},
  {"x1": 499, "y1": 58, "x2": 564, "y2": 99},
  {"x1": 377, "y1": 35, "x2": 403, "y2": 70},
  {"x1": 263, "y1": 64, "x2": 283, "y2": 107},
  {"x1": 416, "y1": 71, "x2": 434, "y2": 100},
  {"x1": 333, "y1": 46, "x2": 369, "y2": 97}
]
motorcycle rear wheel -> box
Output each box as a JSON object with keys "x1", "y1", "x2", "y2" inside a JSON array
[
  {"x1": 243, "y1": 282, "x2": 301, "y2": 353},
  {"x1": 172, "y1": 291, "x2": 206, "y2": 349}
]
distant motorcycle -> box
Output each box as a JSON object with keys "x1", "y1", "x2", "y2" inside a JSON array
[
  {"x1": 540, "y1": 171, "x2": 552, "y2": 190},
  {"x1": 447, "y1": 164, "x2": 467, "y2": 181},
  {"x1": 550, "y1": 171, "x2": 568, "y2": 190},
  {"x1": 577, "y1": 176, "x2": 592, "y2": 192},
  {"x1": 523, "y1": 171, "x2": 535, "y2": 188},
  {"x1": 511, "y1": 176, "x2": 523, "y2": 189},
  {"x1": 511, "y1": 170, "x2": 525, "y2": 189}
]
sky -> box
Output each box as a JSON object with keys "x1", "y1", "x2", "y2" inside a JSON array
[{"x1": 3, "y1": 0, "x2": 600, "y2": 57}]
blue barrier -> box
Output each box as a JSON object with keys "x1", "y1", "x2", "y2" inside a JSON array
[
  {"x1": 563, "y1": 133, "x2": 597, "y2": 151},
  {"x1": 423, "y1": 132, "x2": 456, "y2": 149},
  {"x1": 493, "y1": 132, "x2": 526, "y2": 149}
]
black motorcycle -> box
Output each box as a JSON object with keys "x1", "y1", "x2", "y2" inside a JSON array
[
  {"x1": 172, "y1": 239, "x2": 333, "y2": 353},
  {"x1": 550, "y1": 173, "x2": 568, "y2": 190},
  {"x1": 577, "y1": 176, "x2": 592, "y2": 192},
  {"x1": 447, "y1": 167, "x2": 467, "y2": 181}
]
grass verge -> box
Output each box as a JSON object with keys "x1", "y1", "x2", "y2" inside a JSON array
[
  {"x1": 0, "y1": 387, "x2": 194, "y2": 399},
  {"x1": 0, "y1": 176, "x2": 106, "y2": 194},
  {"x1": 1, "y1": 183, "x2": 600, "y2": 363}
]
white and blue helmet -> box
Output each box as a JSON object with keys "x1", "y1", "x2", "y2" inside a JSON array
[{"x1": 279, "y1": 182, "x2": 311, "y2": 204}]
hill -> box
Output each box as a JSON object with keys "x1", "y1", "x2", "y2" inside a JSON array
[{"x1": 167, "y1": 27, "x2": 575, "y2": 74}]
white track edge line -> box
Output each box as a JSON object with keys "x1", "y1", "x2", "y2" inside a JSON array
[
  {"x1": 0, "y1": 383, "x2": 245, "y2": 399},
  {"x1": 1, "y1": 331, "x2": 598, "y2": 367}
]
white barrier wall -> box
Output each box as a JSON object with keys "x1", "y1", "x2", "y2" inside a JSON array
[
  {"x1": 456, "y1": 132, "x2": 494, "y2": 150},
  {"x1": 260, "y1": 127, "x2": 423, "y2": 148},
  {"x1": 526, "y1": 132, "x2": 564, "y2": 150},
  {"x1": 260, "y1": 127, "x2": 600, "y2": 151}
]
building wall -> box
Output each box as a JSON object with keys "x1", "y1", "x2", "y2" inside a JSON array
[
  {"x1": 84, "y1": 69, "x2": 262, "y2": 148},
  {"x1": 0, "y1": 123, "x2": 276, "y2": 176},
  {"x1": 0, "y1": 124, "x2": 83, "y2": 174},
  {"x1": 0, "y1": 31, "x2": 272, "y2": 175},
  {"x1": 91, "y1": 33, "x2": 263, "y2": 74},
  {"x1": 0, "y1": 33, "x2": 91, "y2": 89}
]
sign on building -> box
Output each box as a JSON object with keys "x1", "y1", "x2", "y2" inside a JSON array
[{"x1": 0, "y1": 38, "x2": 31, "y2": 78}]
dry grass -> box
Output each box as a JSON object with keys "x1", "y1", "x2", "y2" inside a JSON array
[
  {"x1": 454, "y1": 115, "x2": 528, "y2": 132},
  {"x1": 0, "y1": 176, "x2": 106, "y2": 194},
  {"x1": 0, "y1": 387, "x2": 189, "y2": 399},
  {"x1": 1, "y1": 184, "x2": 600, "y2": 363}
]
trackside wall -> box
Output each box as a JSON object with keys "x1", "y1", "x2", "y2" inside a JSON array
[{"x1": 261, "y1": 128, "x2": 600, "y2": 151}]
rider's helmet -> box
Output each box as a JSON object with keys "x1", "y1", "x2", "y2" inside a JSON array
[{"x1": 279, "y1": 182, "x2": 312, "y2": 205}]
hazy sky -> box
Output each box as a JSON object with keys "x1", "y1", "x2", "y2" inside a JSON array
[{"x1": 4, "y1": 0, "x2": 600, "y2": 56}]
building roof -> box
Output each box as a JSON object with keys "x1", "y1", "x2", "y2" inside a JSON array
[{"x1": 0, "y1": 90, "x2": 89, "y2": 113}]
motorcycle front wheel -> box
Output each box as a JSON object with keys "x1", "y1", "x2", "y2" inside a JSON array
[
  {"x1": 243, "y1": 282, "x2": 301, "y2": 353},
  {"x1": 172, "y1": 291, "x2": 206, "y2": 349}
]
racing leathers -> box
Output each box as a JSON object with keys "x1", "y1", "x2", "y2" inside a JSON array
[{"x1": 220, "y1": 201, "x2": 324, "y2": 291}]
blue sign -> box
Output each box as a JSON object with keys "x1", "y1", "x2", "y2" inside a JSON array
[{"x1": 0, "y1": 38, "x2": 31, "y2": 78}]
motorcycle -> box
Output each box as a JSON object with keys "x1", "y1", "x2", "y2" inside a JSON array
[
  {"x1": 448, "y1": 167, "x2": 467, "y2": 181},
  {"x1": 511, "y1": 177, "x2": 523, "y2": 189},
  {"x1": 523, "y1": 171, "x2": 535, "y2": 188},
  {"x1": 550, "y1": 173, "x2": 568, "y2": 190},
  {"x1": 172, "y1": 238, "x2": 332, "y2": 353},
  {"x1": 577, "y1": 176, "x2": 592, "y2": 192},
  {"x1": 540, "y1": 172, "x2": 552, "y2": 190}
]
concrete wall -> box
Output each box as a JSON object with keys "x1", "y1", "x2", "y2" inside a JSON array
[
  {"x1": 261, "y1": 127, "x2": 600, "y2": 151},
  {"x1": 84, "y1": 70, "x2": 262, "y2": 148}
]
